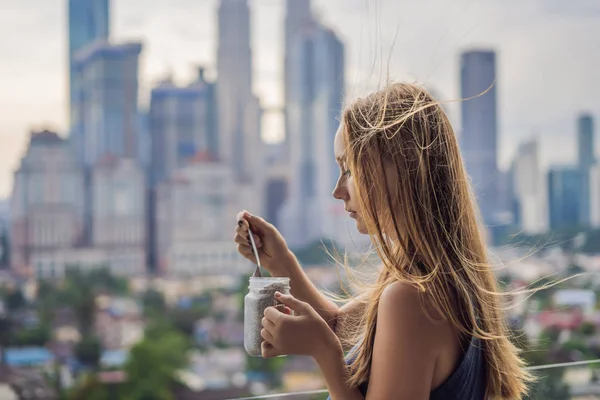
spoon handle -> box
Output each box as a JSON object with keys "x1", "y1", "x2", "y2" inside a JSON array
[{"x1": 248, "y1": 227, "x2": 262, "y2": 277}]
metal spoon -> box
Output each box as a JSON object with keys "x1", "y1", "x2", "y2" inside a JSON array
[
  {"x1": 248, "y1": 227, "x2": 263, "y2": 277},
  {"x1": 240, "y1": 220, "x2": 262, "y2": 277}
]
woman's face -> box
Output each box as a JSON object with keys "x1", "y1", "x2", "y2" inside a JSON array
[{"x1": 332, "y1": 125, "x2": 368, "y2": 234}]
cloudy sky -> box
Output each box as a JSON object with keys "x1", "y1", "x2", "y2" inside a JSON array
[{"x1": 0, "y1": 0, "x2": 599, "y2": 197}]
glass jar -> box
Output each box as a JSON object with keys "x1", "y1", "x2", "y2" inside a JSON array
[{"x1": 243, "y1": 276, "x2": 291, "y2": 357}]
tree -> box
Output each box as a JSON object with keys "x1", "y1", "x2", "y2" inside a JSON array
[
  {"x1": 524, "y1": 368, "x2": 570, "y2": 400},
  {"x1": 75, "y1": 335, "x2": 102, "y2": 369},
  {"x1": 67, "y1": 374, "x2": 112, "y2": 400},
  {"x1": 121, "y1": 327, "x2": 190, "y2": 400},
  {"x1": 13, "y1": 324, "x2": 51, "y2": 347},
  {"x1": 142, "y1": 290, "x2": 167, "y2": 317},
  {"x1": 578, "y1": 321, "x2": 596, "y2": 336},
  {"x1": 246, "y1": 353, "x2": 286, "y2": 388},
  {"x1": 5, "y1": 288, "x2": 26, "y2": 311}
]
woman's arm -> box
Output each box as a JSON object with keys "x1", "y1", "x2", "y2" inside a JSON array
[
  {"x1": 275, "y1": 251, "x2": 366, "y2": 340},
  {"x1": 314, "y1": 340, "x2": 365, "y2": 400},
  {"x1": 317, "y1": 282, "x2": 441, "y2": 400}
]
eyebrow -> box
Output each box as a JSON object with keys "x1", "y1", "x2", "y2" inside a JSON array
[{"x1": 335, "y1": 156, "x2": 345, "y2": 165}]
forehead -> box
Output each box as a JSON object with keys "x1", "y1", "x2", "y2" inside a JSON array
[{"x1": 334, "y1": 124, "x2": 346, "y2": 158}]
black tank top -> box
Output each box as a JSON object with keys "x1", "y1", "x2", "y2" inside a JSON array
[{"x1": 327, "y1": 336, "x2": 487, "y2": 399}]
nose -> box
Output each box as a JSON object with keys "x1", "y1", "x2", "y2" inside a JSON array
[{"x1": 332, "y1": 178, "x2": 347, "y2": 201}]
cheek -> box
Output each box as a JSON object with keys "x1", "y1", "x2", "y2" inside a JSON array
[{"x1": 347, "y1": 179, "x2": 358, "y2": 202}]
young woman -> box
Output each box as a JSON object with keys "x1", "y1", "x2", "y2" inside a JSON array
[{"x1": 234, "y1": 83, "x2": 531, "y2": 399}]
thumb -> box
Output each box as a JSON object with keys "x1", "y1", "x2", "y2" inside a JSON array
[{"x1": 275, "y1": 292, "x2": 307, "y2": 313}]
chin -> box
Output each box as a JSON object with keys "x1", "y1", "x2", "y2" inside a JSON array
[{"x1": 356, "y1": 222, "x2": 369, "y2": 235}]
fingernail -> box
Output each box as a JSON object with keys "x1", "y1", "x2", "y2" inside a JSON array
[{"x1": 274, "y1": 291, "x2": 282, "y2": 298}]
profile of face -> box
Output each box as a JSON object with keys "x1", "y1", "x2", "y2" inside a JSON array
[{"x1": 332, "y1": 125, "x2": 368, "y2": 234}]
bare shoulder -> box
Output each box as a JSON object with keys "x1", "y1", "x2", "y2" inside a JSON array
[{"x1": 378, "y1": 281, "x2": 448, "y2": 347}]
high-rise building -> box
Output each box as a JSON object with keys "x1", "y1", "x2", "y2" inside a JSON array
[
  {"x1": 68, "y1": 0, "x2": 110, "y2": 126},
  {"x1": 589, "y1": 164, "x2": 600, "y2": 228},
  {"x1": 548, "y1": 167, "x2": 581, "y2": 230},
  {"x1": 71, "y1": 41, "x2": 143, "y2": 166},
  {"x1": 283, "y1": 0, "x2": 313, "y2": 162},
  {"x1": 279, "y1": 22, "x2": 346, "y2": 249},
  {"x1": 149, "y1": 68, "x2": 218, "y2": 185},
  {"x1": 154, "y1": 152, "x2": 244, "y2": 276},
  {"x1": 510, "y1": 139, "x2": 548, "y2": 234},
  {"x1": 10, "y1": 131, "x2": 85, "y2": 273},
  {"x1": 216, "y1": 0, "x2": 262, "y2": 183},
  {"x1": 460, "y1": 50, "x2": 498, "y2": 224},
  {"x1": 577, "y1": 114, "x2": 595, "y2": 226},
  {"x1": 91, "y1": 155, "x2": 146, "y2": 255}
]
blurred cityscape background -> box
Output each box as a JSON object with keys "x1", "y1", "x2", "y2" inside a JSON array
[{"x1": 0, "y1": 0, "x2": 599, "y2": 399}]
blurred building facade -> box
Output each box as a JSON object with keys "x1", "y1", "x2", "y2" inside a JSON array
[
  {"x1": 578, "y1": 114, "x2": 595, "y2": 227},
  {"x1": 10, "y1": 131, "x2": 85, "y2": 273},
  {"x1": 149, "y1": 68, "x2": 218, "y2": 186},
  {"x1": 279, "y1": 17, "x2": 346, "y2": 249},
  {"x1": 68, "y1": 0, "x2": 110, "y2": 127},
  {"x1": 91, "y1": 155, "x2": 146, "y2": 253},
  {"x1": 71, "y1": 41, "x2": 143, "y2": 166},
  {"x1": 460, "y1": 50, "x2": 498, "y2": 224},
  {"x1": 510, "y1": 139, "x2": 548, "y2": 234},
  {"x1": 548, "y1": 167, "x2": 581, "y2": 230},
  {"x1": 154, "y1": 152, "x2": 244, "y2": 275}
]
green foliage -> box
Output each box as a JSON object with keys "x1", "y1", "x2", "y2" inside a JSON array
[
  {"x1": 121, "y1": 326, "x2": 190, "y2": 400},
  {"x1": 578, "y1": 321, "x2": 596, "y2": 336},
  {"x1": 75, "y1": 335, "x2": 102, "y2": 368},
  {"x1": 246, "y1": 354, "x2": 287, "y2": 388},
  {"x1": 67, "y1": 374, "x2": 112, "y2": 400},
  {"x1": 169, "y1": 307, "x2": 210, "y2": 337},
  {"x1": 12, "y1": 324, "x2": 51, "y2": 347},
  {"x1": 524, "y1": 369, "x2": 570, "y2": 400},
  {"x1": 142, "y1": 290, "x2": 167, "y2": 317}
]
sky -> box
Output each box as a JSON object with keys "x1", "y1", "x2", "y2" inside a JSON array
[{"x1": 0, "y1": 0, "x2": 599, "y2": 197}]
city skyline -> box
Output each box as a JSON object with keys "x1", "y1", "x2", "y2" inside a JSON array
[{"x1": 1, "y1": 0, "x2": 600, "y2": 197}]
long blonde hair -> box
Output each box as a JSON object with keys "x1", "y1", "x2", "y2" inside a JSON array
[{"x1": 340, "y1": 82, "x2": 533, "y2": 399}]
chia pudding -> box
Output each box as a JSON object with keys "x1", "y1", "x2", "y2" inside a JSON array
[{"x1": 244, "y1": 277, "x2": 291, "y2": 357}]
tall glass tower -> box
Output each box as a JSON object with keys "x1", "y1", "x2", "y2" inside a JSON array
[{"x1": 68, "y1": 0, "x2": 110, "y2": 126}]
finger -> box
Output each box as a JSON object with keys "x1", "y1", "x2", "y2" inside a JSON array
[
  {"x1": 261, "y1": 341, "x2": 280, "y2": 358},
  {"x1": 244, "y1": 212, "x2": 275, "y2": 234},
  {"x1": 283, "y1": 306, "x2": 292, "y2": 315},
  {"x1": 262, "y1": 316, "x2": 276, "y2": 331},
  {"x1": 236, "y1": 212, "x2": 250, "y2": 230},
  {"x1": 261, "y1": 328, "x2": 274, "y2": 342},
  {"x1": 264, "y1": 306, "x2": 285, "y2": 323},
  {"x1": 236, "y1": 244, "x2": 254, "y2": 259},
  {"x1": 274, "y1": 292, "x2": 307, "y2": 313},
  {"x1": 234, "y1": 230, "x2": 262, "y2": 248}
]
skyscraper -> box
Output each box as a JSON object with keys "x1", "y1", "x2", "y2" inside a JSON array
[
  {"x1": 284, "y1": 0, "x2": 313, "y2": 162},
  {"x1": 71, "y1": 41, "x2": 142, "y2": 166},
  {"x1": 216, "y1": 0, "x2": 262, "y2": 182},
  {"x1": 548, "y1": 167, "x2": 581, "y2": 230},
  {"x1": 510, "y1": 139, "x2": 548, "y2": 234},
  {"x1": 577, "y1": 113, "x2": 595, "y2": 226},
  {"x1": 149, "y1": 68, "x2": 218, "y2": 185},
  {"x1": 279, "y1": 22, "x2": 346, "y2": 249},
  {"x1": 460, "y1": 50, "x2": 498, "y2": 224},
  {"x1": 68, "y1": 0, "x2": 110, "y2": 125}
]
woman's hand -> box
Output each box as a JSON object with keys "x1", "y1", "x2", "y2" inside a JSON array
[
  {"x1": 261, "y1": 292, "x2": 338, "y2": 358},
  {"x1": 234, "y1": 211, "x2": 293, "y2": 276}
]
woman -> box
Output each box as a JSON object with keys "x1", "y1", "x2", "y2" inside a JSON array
[{"x1": 234, "y1": 83, "x2": 532, "y2": 399}]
